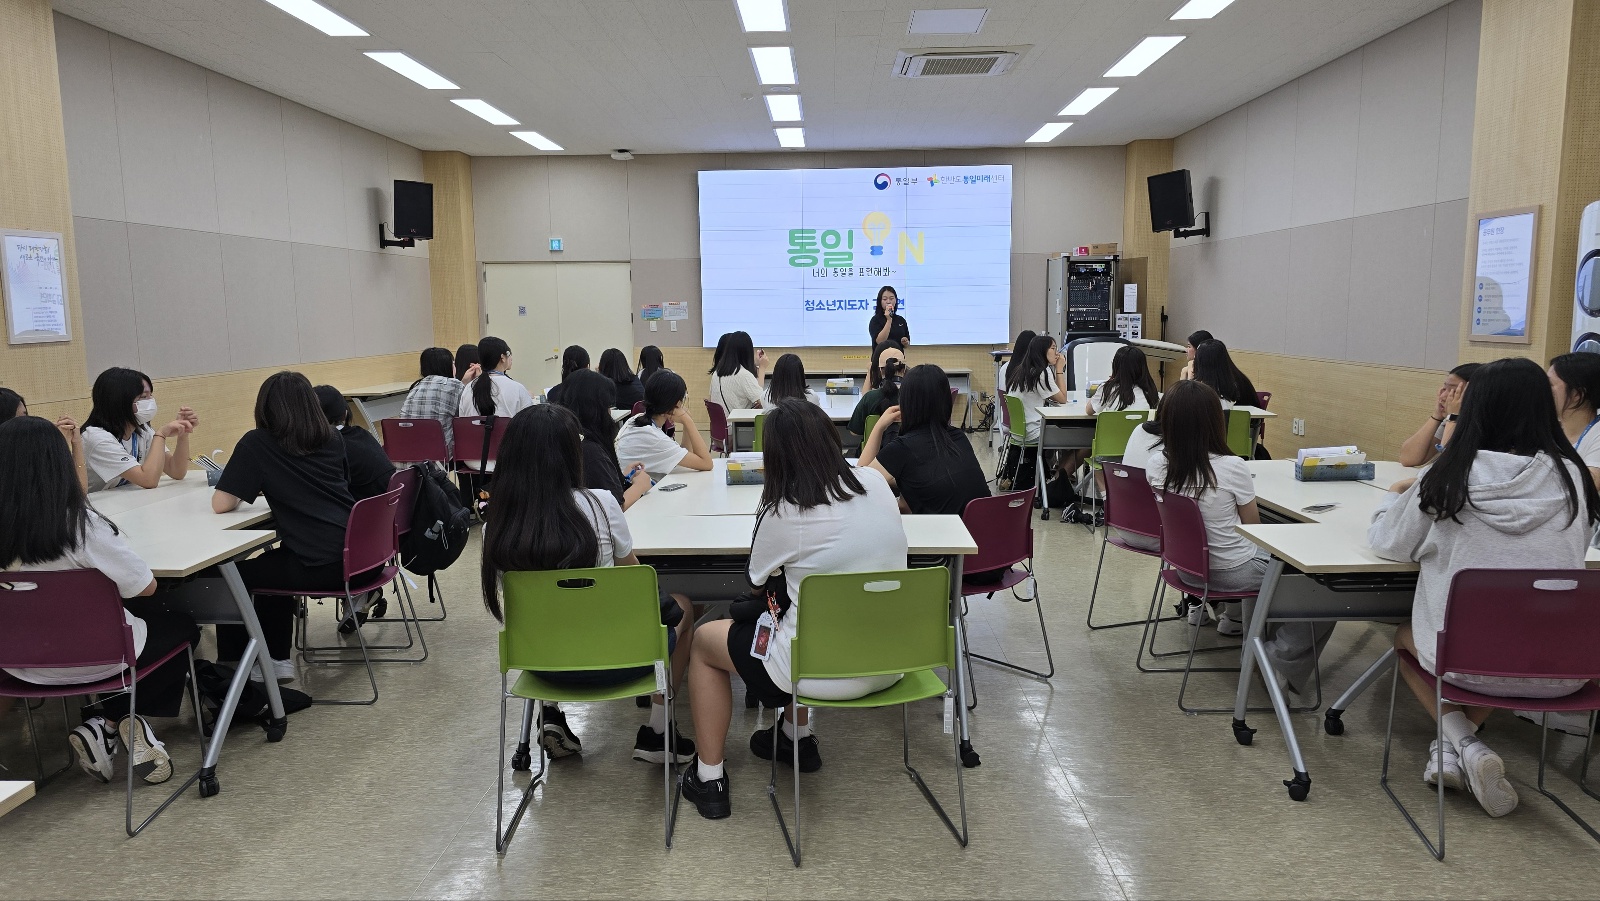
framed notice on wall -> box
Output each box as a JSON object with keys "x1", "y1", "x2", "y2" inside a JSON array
[
  {"x1": 1468, "y1": 206, "x2": 1539, "y2": 344},
  {"x1": 1, "y1": 229, "x2": 71, "y2": 345}
]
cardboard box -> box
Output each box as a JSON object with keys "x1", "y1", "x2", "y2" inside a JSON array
[{"x1": 1086, "y1": 242, "x2": 1118, "y2": 255}]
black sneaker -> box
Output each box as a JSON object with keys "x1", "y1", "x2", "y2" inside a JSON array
[
  {"x1": 679, "y1": 756, "x2": 731, "y2": 819},
  {"x1": 632, "y1": 724, "x2": 696, "y2": 764},
  {"x1": 540, "y1": 705, "x2": 582, "y2": 758},
  {"x1": 749, "y1": 726, "x2": 822, "y2": 773}
]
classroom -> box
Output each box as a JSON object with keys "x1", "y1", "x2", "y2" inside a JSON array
[{"x1": 3, "y1": 0, "x2": 1600, "y2": 897}]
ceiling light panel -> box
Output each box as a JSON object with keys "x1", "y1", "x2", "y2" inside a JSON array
[
  {"x1": 1104, "y1": 36, "x2": 1185, "y2": 77},
  {"x1": 765, "y1": 94, "x2": 803, "y2": 122},
  {"x1": 1025, "y1": 122, "x2": 1071, "y2": 143},
  {"x1": 510, "y1": 131, "x2": 563, "y2": 151},
  {"x1": 452, "y1": 99, "x2": 519, "y2": 125},
  {"x1": 1171, "y1": 0, "x2": 1237, "y2": 19},
  {"x1": 736, "y1": 0, "x2": 789, "y2": 32},
  {"x1": 1058, "y1": 87, "x2": 1117, "y2": 116},
  {"x1": 750, "y1": 46, "x2": 798, "y2": 85},
  {"x1": 261, "y1": 0, "x2": 367, "y2": 36},
  {"x1": 775, "y1": 127, "x2": 805, "y2": 148},
  {"x1": 907, "y1": 8, "x2": 988, "y2": 34},
  {"x1": 364, "y1": 52, "x2": 458, "y2": 89}
]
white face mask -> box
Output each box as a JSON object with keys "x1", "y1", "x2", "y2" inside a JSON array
[{"x1": 134, "y1": 397, "x2": 157, "y2": 425}]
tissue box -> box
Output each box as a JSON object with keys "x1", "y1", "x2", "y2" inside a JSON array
[
  {"x1": 726, "y1": 461, "x2": 764, "y2": 486},
  {"x1": 1295, "y1": 461, "x2": 1375, "y2": 482},
  {"x1": 825, "y1": 377, "x2": 856, "y2": 396}
]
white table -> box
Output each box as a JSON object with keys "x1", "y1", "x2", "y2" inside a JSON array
[
  {"x1": 0, "y1": 781, "x2": 34, "y2": 819},
  {"x1": 93, "y1": 475, "x2": 286, "y2": 797},
  {"x1": 727, "y1": 395, "x2": 861, "y2": 451},
  {"x1": 341, "y1": 382, "x2": 414, "y2": 435}
]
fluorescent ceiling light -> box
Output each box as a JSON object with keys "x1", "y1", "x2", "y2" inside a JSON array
[
  {"x1": 774, "y1": 127, "x2": 805, "y2": 148},
  {"x1": 750, "y1": 47, "x2": 797, "y2": 85},
  {"x1": 765, "y1": 94, "x2": 803, "y2": 122},
  {"x1": 452, "y1": 99, "x2": 519, "y2": 126},
  {"x1": 510, "y1": 131, "x2": 563, "y2": 151},
  {"x1": 364, "y1": 52, "x2": 458, "y2": 90},
  {"x1": 260, "y1": 0, "x2": 367, "y2": 36},
  {"x1": 736, "y1": 0, "x2": 788, "y2": 32},
  {"x1": 907, "y1": 8, "x2": 989, "y2": 35},
  {"x1": 1171, "y1": 0, "x2": 1236, "y2": 19},
  {"x1": 1058, "y1": 87, "x2": 1117, "y2": 116},
  {"x1": 1104, "y1": 36, "x2": 1185, "y2": 77},
  {"x1": 1025, "y1": 122, "x2": 1072, "y2": 143}
]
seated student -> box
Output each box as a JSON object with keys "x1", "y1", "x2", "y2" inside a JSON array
[
  {"x1": 1399, "y1": 363, "x2": 1479, "y2": 468},
  {"x1": 1086, "y1": 345, "x2": 1160, "y2": 415},
  {"x1": 1548, "y1": 352, "x2": 1600, "y2": 491},
  {"x1": 81, "y1": 367, "x2": 199, "y2": 492},
  {"x1": 1190, "y1": 340, "x2": 1259, "y2": 408},
  {"x1": 1112, "y1": 404, "x2": 1165, "y2": 554},
  {"x1": 1001, "y1": 335, "x2": 1072, "y2": 492},
  {"x1": 546, "y1": 345, "x2": 590, "y2": 406},
  {"x1": 553, "y1": 370, "x2": 653, "y2": 511},
  {"x1": 0, "y1": 415, "x2": 198, "y2": 786},
  {"x1": 762, "y1": 353, "x2": 822, "y2": 406},
  {"x1": 454, "y1": 343, "x2": 480, "y2": 382},
  {"x1": 399, "y1": 346, "x2": 478, "y2": 448},
  {"x1": 847, "y1": 343, "x2": 906, "y2": 436},
  {"x1": 680, "y1": 399, "x2": 909, "y2": 819},
  {"x1": 709, "y1": 331, "x2": 766, "y2": 414},
  {"x1": 314, "y1": 386, "x2": 395, "y2": 501},
  {"x1": 637, "y1": 345, "x2": 665, "y2": 387},
  {"x1": 458, "y1": 337, "x2": 536, "y2": 471},
  {"x1": 479, "y1": 404, "x2": 696, "y2": 764},
  {"x1": 614, "y1": 370, "x2": 715, "y2": 477},
  {"x1": 0, "y1": 388, "x2": 88, "y2": 491},
  {"x1": 1145, "y1": 381, "x2": 1330, "y2": 685},
  {"x1": 1179, "y1": 329, "x2": 1213, "y2": 381},
  {"x1": 1369, "y1": 357, "x2": 1597, "y2": 817},
  {"x1": 213, "y1": 372, "x2": 372, "y2": 683},
  {"x1": 861, "y1": 363, "x2": 990, "y2": 509},
  {"x1": 598, "y1": 348, "x2": 645, "y2": 411},
  {"x1": 1002, "y1": 329, "x2": 1036, "y2": 393}
]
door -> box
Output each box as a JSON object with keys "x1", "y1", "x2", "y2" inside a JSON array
[{"x1": 482, "y1": 263, "x2": 633, "y2": 395}]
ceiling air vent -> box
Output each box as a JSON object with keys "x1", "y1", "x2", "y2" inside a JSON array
[{"x1": 893, "y1": 48, "x2": 1021, "y2": 78}]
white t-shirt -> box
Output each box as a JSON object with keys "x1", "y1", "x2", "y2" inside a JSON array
[
  {"x1": 573, "y1": 489, "x2": 631, "y2": 566},
  {"x1": 1093, "y1": 383, "x2": 1154, "y2": 413},
  {"x1": 458, "y1": 372, "x2": 536, "y2": 419},
  {"x1": 749, "y1": 467, "x2": 908, "y2": 699},
  {"x1": 1575, "y1": 419, "x2": 1600, "y2": 470},
  {"x1": 710, "y1": 369, "x2": 763, "y2": 412},
  {"x1": 82, "y1": 424, "x2": 154, "y2": 492},
  {"x1": 762, "y1": 387, "x2": 823, "y2": 407},
  {"x1": 1010, "y1": 369, "x2": 1058, "y2": 442},
  {"x1": 614, "y1": 418, "x2": 689, "y2": 476},
  {"x1": 1145, "y1": 450, "x2": 1258, "y2": 572},
  {"x1": 3, "y1": 514, "x2": 153, "y2": 685},
  {"x1": 1120, "y1": 424, "x2": 1162, "y2": 473}
]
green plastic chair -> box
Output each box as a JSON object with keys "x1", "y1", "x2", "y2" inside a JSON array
[
  {"x1": 494, "y1": 565, "x2": 676, "y2": 856},
  {"x1": 863, "y1": 413, "x2": 880, "y2": 438},
  {"x1": 1001, "y1": 393, "x2": 1041, "y2": 490},
  {"x1": 1225, "y1": 408, "x2": 1252, "y2": 457},
  {"x1": 770, "y1": 568, "x2": 968, "y2": 866},
  {"x1": 1088, "y1": 410, "x2": 1150, "y2": 471},
  {"x1": 752, "y1": 412, "x2": 767, "y2": 452}
]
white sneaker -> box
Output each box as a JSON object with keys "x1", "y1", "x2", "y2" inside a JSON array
[
  {"x1": 1514, "y1": 709, "x2": 1594, "y2": 736},
  {"x1": 1457, "y1": 736, "x2": 1518, "y2": 817},
  {"x1": 68, "y1": 716, "x2": 118, "y2": 783},
  {"x1": 1185, "y1": 600, "x2": 1211, "y2": 627},
  {"x1": 1422, "y1": 738, "x2": 1464, "y2": 790},
  {"x1": 247, "y1": 657, "x2": 297, "y2": 684},
  {"x1": 1215, "y1": 613, "x2": 1244, "y2": 636},
  {"x1": 117, "y1": 715, "x2": 173, "y2": 785}
]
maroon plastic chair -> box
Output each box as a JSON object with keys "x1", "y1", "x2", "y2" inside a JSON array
[
  {"x1": 0, "y1": 570, "x2": 205, "y2": 836},
  {"x1": 1087, "y1": 463, "x2": 1167, "y2": 631},
  {"x1": 452, "y1": 415, "x2": 505, "y2": 473},
  {"x1": 704, "y1": 399, "x2": 730, "y2": 456},
  {"x1": 273, "y1": 488, "x2": 412, "y2": 704},
  {"x1": 630, "y1": 400, "x2": 646, "y2": 415},
  {"x1": 373, "y1": 468, "x2": 446, "y2": 624},
  {"x1": 1254, "y1": 391, "x2": 1272, "y2": 409},
  {"x1": 380, "y1": 418, "x2": 450, "y2": 466},
  {"x1": 1383, "y1": 569, "x2": 1600, "y2": 860},
  {"x1": 959, "y1": 488, "x2": 1052, "y2": 684}
]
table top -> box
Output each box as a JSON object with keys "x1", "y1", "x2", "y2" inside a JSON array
[
  {"x1": 0, "y1": 781, "x2": 34, "y2": 819},
  {"x1": 94, "y1": 475, "x2": 276, "y2": 578},
  {"x1": 728, "y1": 394, "x2": 860, "y2": 424},
  {"x1": 342, "y1": 382, "x2": 414, "y2": 399},
  {"x1": 761, "y1": 368, "x2": 971, "y2": 379},
  {"x1": 1035, "y1": 400, "x2": 1275, "y2": 423}
]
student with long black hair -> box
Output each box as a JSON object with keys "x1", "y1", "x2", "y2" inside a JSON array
[
  {"x1": 400, "y1": 346, "x2": 477, "y2": 448},
  {"x1": 1370, "y1": 357, "x2": 1599, "y2": 817},
  {"x1": 680, "y1": 399, "x2": 908, "y2": 820},
  {"x1": 707, "y1": 334, "x2": 731, "y2": 376},
  {"x1": 597, "y1": 348, "x2": 645, "y2": 411},
  {"x1": 545, "y1": 345, "x2": 591, "y2": 406},
  {"x1": 458, "y1": 336, "x2": 536, "y2": 423},
  {"x1": 614, "y1": 370, "x2": 714, "y2": 477},
  {"x1": 1178, "y1": 329, "x2": 1213, "y2": 381},
  {"x1": 848, "y1": 344, "x2": 905, "y2": 436},
  {"x1": 708, "y1": 331, "x2": 766, "y2": 413},
  {"x1": 454, "y1": 343, "x2": 480, "y2": 382},
  {"x1": 1399, "y1": 363, "x2": 1480, "y2": 468},
  {"x1": 1548, "y1": 352, "x2": 1600, "y2": 490},
  {"x1": 637, "y1": 345, "x2": 665, "y2": 387},
  {"x1": 763, "y1": 353, "x2": 821, "y2": 406},
  {"x1": 1003, "y1": 329, "x2": 1037, "y2": 393},
  {"x1": 861, "y1": 364, "x2": 988, "y2": 516},
  {"x1": 1006, "y1": 334, "x2": 1068, "y2": 445},
  {"x1": 81, "y1": 367, "x2": 199, "y2": 492},
  {"x1": 0, "y1": 416, "x2": 198, "y2": 786},
  {"x1": 0, "y1": 388, "x2": 89, "y2": 491},
  {"x1": 553, "y1": 370, "x2": 653, "y2": 510},
  {"x1": 1086, "y1": 345, "x2": 1160, "y2": 414},
  {"x1": 1190, "y1": 340, "x2": 1259, "y2": 407},
  {"x1": 479, "y1": 404, "x2": 696, "y2": 764}
]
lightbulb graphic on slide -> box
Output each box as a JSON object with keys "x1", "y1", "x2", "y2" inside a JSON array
[{"x1": 862, "y1": 211, "x2": 891, "y2": 256}]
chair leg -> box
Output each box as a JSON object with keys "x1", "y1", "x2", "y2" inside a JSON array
[
  {"x1": 20, "y1": 697, "x2": 74, "y2": 786},
  {"x1": 1090, "y1": 541, "x2": 1179, "y2": 631},
  {"x1": 1378, "y1": 663, "x2": 1445, "y2": 860},
  {"x1": 126, "y1": 651, "x2": 206, "y2": 837},
  {"x1": 956, "y1": 606, "x2": 979, "y2": 711},
  {"x1": 966, "y1": 568, "x2": 1055, "y2": 680},
  {"x1": 510, "y1": 700, "x2": 536, "y2": 772},
  {"x1": 1533, "y1": 711, "x2": 1600, "y2": 844},
  {"x1": 309, "y1": 591, "x2": 380, "y2": 705},
  {"x1": 767, "y1": 706, "x2": 801, "y2": 866},
  {"x1": 662, "y1": 683, "x2": 677, "y2": 851},
  {"x1": 495, "y1": 680, "x2": 546, "y2": 856},
  {"x1": 904, "y1": 702, "x2": 970, "y2": 848}
]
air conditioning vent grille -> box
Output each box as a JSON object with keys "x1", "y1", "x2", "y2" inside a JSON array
[
  {"x1": 893, "y1": 48, "x2": 1023, "y2": 78},
  {"x1": 920, "y1": 55, "x2": 1000, "y2": 76}
]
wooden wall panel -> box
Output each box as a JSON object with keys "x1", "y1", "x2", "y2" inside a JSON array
[
  {"x1": 1234, "y1": 350, "x2": 1446, "y2": 459},
  {"x1": 1121, "y1": 140, "x2": 1174, "y2": 325},
  {"x1": 423, "y1": 150, "x2": 480, "y2": 350}
]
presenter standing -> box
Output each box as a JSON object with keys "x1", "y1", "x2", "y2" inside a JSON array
[{"x1": 868, "y1": 286, "x2": 910, "y2": 352}]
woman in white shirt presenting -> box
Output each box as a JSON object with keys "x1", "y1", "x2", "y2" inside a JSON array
[
  {"x1": 614, "y1": 370, "x2": 714, "y2": 477},
  {"x1": 679, "y1": 398, "x2": 908, "y2": 821},
  {"x1": 708, "y1": 331, "x2": 766, "y2": 413},
  {"x1": 81, "y1": 367, "x2": 198, "y2": 492}
]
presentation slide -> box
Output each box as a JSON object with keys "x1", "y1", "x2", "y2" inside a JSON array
[{"x1": 698, "y1": 166, "x2": 1012, "y2": 347}]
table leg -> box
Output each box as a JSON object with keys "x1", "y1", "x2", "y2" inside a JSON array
[
  {"x1": 1230, "y1": 559, "x2": 1281, "y2": 737},
  {"x1": 948, "y1": 555, "x2": 979, "y2": 768},
  {"x1": 348, "y1": 397, "x2": 377, "y2": 435}
]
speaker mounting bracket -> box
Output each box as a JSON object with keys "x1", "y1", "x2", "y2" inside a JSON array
[
  {"x1": 378, "y1": 222, "x2": 415, "y2": 249},
  {"x1": 1174, "y1": 211, "x2": 1210, "y2": 240}
]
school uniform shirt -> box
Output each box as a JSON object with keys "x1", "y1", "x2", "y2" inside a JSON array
[
  {"x1": 1092, "y1": 383, "x2": 1154, "y2": 413},
  {"x1": 709, "y1": 368, "x2": 763, "y2": 412},
  {"x1": 614, "y1": 418, "x2": 688, "y2": 476},
  {"x1": 337, "y1": 425, "x2": 395, "y2": 501},
  {"x1": 398, "y1": 375, "x2": 464, "y2": 447},
  {"x1": 82, "y1": 424, "x2": 155, "y2": 492},
  {"x1": 216, "y1": 430, "x2": 354, "y2": 568},
  {"x1": 1575, "y1": 418, "x2": 1600, "y2": 471},
  {"x1": 749, "y1": 467, "x2": 907, "y2": 698},
  {"x1": 574, "y1": 489, "x2": 631, "y2": 567},
  {"x1": 876, "y1": 425, "x2": 990, "y2": 516},
  {"x1": 1120, "y1": 424, "x2": 1162, "y2": 473},
  {"x1": 457, "y1": 371, "x2": 536, "y2": 419},
  {"x1": 1145, "y1": 450, "x2": 1258, "y2": 572},
  {"x1": 1010, "y1": 369, "x2": 1059, "y2": 442},
  {"x1": 762, "y1": 387, "x2": 823, "y2": 407},
  {"x1": 611, "y1": 378, "x2": 645, "y2": 411},
  {"x1": 4, "y1": 514, "x2": 153, "y2": 685},
  {"x1": 581, "y1": 434, "x2": 628, "y2": 506}
]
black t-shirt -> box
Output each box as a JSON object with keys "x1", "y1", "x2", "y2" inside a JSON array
[
  {"x1": 868, "y1": 312, "x2": 910, "y2": 348},
  {"x1": 612, "y1": 378, "x2": 645, "y2": 411},
  {"x1": 875, "y1": 425, "x2": 990, "y2": 516},
  {"x1": 339, "y1": 426, "x2": 395, "y2": 501},
  {"x1": 580, "y1": 434, "x2": 627, "y2": 506},
  {"x1": 216, "y1": 429, "x2": 355, "y2": 567}
]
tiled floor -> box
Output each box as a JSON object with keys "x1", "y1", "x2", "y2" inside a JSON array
[{"x1": 5, "y1": 436, "x2": 1600, "y2": 899}]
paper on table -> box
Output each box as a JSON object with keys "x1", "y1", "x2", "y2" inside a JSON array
[{"x1": 1296, "y1": 445, "x2": 1358, "y2": 464}]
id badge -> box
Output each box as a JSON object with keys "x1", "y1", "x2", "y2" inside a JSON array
[{"x1": 750, "y1": 610, "x2": 776, "y2": 661}]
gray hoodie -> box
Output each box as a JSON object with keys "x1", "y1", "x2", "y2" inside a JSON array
[{"x1": 1368, "y1": 451, "x2": 1590, "y2": 689}]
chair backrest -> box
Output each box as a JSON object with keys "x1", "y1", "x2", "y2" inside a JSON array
[
  {"x1": 452, "y1": 416, "x2": 504, "y2": 466},
  {"x1": 630, "y1": 400, "x2": 646, "y2": 415},
  {"x1": 380, "y1": 417, "x2": 450, "y2": 465},
  {"x1": 1253, "y1": 391, "x2": 1271, "y2": 410},
  {"x1": 962, "y1": 489, "x2": 1035, "y2": 573},
  {"x1": 1090, "y1": 410, "x2": 1150, "y2": 461},
  {"x1": 752, "y1": 411, "x2": 768, "y2": 452},
  {"x1": 1063, "y1": 336, "x2": 1129, "y2": 391},
  {"x1": 498, "y1": 566, "x2": 667, "y2": 675},
  {"x1": 791, "y1": 568, "x2": 953, "y2": 682},
  {"x1": 0, "y1": 570, "x2": 135, "y2": 671},
  {"x1": 1103, "y1": 463, "x2": 1162, "y2": 542},
  {"x1": 344, "y1": 488, "x2": 403, "y2": 579},
  {"x1": 1152, "y1": 490, "x2": 1212, "y2": 584},
  {"x1": 1436, "y1": 570, "x2": 1600, "y2": 682},
  {"x1": 704, "y1": 400, "x2": 729, "y2": 442},
  {"x1": 1003, "y1": 394, "x2": 1028, "y2": 441},
  {"x1": 863, "y1": 414, "x2": 880, "y2": 438},
  {"x1": 1225, "y1": 408, "x2": 1252, "y2": 457},
  {"x1": 999, "y1": 390, "x2": 1013, "y2": 430},
  {"x1": 387, "y1": 467, "x2": 419, "y2": 537}
]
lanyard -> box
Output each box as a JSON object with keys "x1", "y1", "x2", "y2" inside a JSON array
[
  {"x1": 130, "y1": 429, "x2": 141, "y2": 461},
  {"x1": 1580, "y1": 416, "x2": 1600, "y2": 450}
]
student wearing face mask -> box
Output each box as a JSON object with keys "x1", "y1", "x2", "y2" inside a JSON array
[{"x1": 81, "y1": 367, "x2": 199, "y2": 492}]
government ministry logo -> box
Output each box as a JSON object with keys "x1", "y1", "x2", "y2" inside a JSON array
[{"x1": 873, "y1": 172, "x2": 891, "y2": 190}]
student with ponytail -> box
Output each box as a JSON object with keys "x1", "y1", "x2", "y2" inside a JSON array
[{"x1": 614, "y1": 370, "x2": 714, "y2": 477}]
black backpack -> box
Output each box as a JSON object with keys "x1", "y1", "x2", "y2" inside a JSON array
[{"x1": 401, "y1": 463, "x2": 471, "y2": 575}]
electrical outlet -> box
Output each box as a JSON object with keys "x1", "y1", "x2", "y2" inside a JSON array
[
  {"x1": 1291, "y1": 418, "x2": 1305, "y2": 436},
  {"x1": 649, "y1": 321, "x2": 657, "y2": 331},
  {"x1": 670, "y1": 321, "x2": 677, "y2": 331}
]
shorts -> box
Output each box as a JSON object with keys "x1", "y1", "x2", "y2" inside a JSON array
[
  {"x1": 536, "y1": 589, "x2": 680, "y2": 687},
  {"x1": 725, "y1": 620, "x2": 793, "y2": 709}
]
